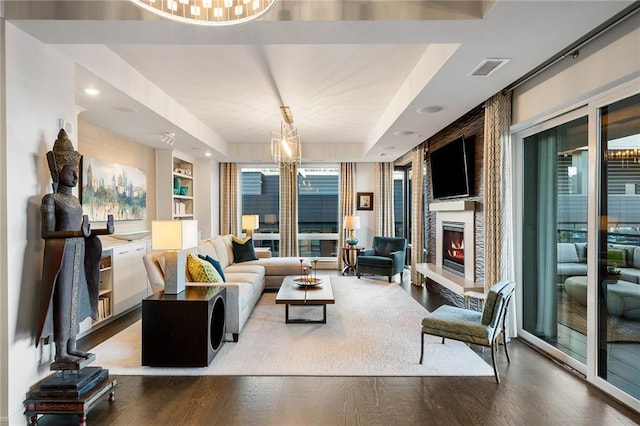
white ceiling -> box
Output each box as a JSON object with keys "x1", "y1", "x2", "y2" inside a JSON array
[{"x1": 5, "y1": 0, "x2": 636, "y2": 162}]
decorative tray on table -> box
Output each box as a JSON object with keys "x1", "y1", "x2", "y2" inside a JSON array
[{"x1": 293, "y1": 277, "x2": 323, "y2": 287}]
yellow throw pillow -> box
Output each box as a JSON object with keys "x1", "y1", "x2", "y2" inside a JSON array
[{"x1": 187, "y1": 253, "x2": 223, "y2": 283}]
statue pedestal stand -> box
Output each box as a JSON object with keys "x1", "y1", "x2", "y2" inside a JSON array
[{"x1": 24, "y1": 357, "x2": 117, "y2": 426}]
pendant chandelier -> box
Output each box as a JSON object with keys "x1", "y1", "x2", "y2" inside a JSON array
[
  {"x1": 130, "y1": 0, "x2": 278, "y2": 26},
  {"x1": 271, "y1": 106, "x2": 301, "y2": 168}
]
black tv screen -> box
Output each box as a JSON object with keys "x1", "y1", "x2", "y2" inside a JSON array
[{"x1": 429, "y1": 136, "x2": 474, "y2": 199}]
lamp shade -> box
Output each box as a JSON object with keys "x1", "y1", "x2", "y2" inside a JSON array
[
  {"x1": 344, "y1": 215, "x2": 361, "y2": 230},
  {"x1": 242, "y1": 214, "x2": 259, "y2": 231},
  {"x1": 152, "y1": 220, "x2": 198, "y2": 251}
]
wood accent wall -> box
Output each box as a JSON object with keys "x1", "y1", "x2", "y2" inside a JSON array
[
  {"x1": 77, "y1": 120, "x2": 156, "y2": 234},
  {"x1": 426, "y1": 105, "x2": 485, "y2": 284}
]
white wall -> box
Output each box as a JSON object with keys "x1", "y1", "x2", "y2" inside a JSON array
[
  {"x1": 513, "y1": 13, "x2": 640, "y2": 125},
  {"x1": 0, "y1": 17, "x2": 8, "y2": 426},
  {"x1": 195, "y1": 158, "x2": 218, "y2": 238},
  {"x1": 355, "y1": 163, "x2": 375, "y2": 247},
  {"x1": 3, "y1": 23, "x2": 77, "y2": 422}
]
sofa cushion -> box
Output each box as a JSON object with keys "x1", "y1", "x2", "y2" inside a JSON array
[
  {"x1": 240, "y1": 257, "x2": 311, "y2": 276},
  {"x1": 607, "y1": 249, "x2": 627, "y2": 268},
  {"x1": 211, "y1": 236, "x2": 231, "y2": 268},
  {"x1": 557, "y1": 243, "x2": 579, "y2": 263},
  {"x1": 198, "y1": 254, "x2": 226, "y2": 282},
  {"x1": 557, "y1": 263, "x2": 588, "y2": 277},
  {"x1": 232, "y1": 236, "x2": 258, "y2": 262},
  {"x1": 225, "y1": 263, "x2": 265, "y2": 275},
  {"x1": 575, "y1": 243, "x2": 587, "y2": 263},
  {"x1": 197, "y1": 240, "x2": 218, "y2": 259},
  {"x1": 608, "y1": 244, "x2": 635, "y2": 267},
  {"x1": 187, "y1": 253, "x2": 223, "y2": 283}
]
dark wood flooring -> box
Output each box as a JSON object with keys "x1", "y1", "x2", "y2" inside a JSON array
[{"x1": 49, "y1": 274, "x2": 640, "y2": 425}]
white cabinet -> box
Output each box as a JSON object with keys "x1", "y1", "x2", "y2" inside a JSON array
[
  {"x1": 112, "y1": 241, "x2": 149, "y2": 315},
  {"x1": 157, "y1": 150, "x2": 195, "y2": 220}
]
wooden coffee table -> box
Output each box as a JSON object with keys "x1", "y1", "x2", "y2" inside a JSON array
[{"x1": 275, "y1": 276, "x2": 335, "y2": 324}]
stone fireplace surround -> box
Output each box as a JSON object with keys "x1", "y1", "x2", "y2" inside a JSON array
[{"x1": 416, "y1": 200, "x2": 484, "y2": 294}]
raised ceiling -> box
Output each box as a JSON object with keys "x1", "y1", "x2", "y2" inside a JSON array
[{"x1": 4, "y1": 0, "x2": 636, "y2": 162}]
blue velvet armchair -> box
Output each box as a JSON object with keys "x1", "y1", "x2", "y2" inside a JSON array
[{"x1": 356, "y1": 236, "x2": 407, "y2": 283}]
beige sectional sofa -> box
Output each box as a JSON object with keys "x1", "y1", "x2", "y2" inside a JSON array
[{"x1": 143, "y1": 234, "x2": 310, "y2": 341}]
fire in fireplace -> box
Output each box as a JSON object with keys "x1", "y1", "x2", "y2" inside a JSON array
[{"x1": 442, "y1": 222, "x2": 465, "y2": 275}]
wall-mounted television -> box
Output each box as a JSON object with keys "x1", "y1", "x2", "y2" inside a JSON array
[{"x1": 429, "y1": 135, "x2": 474, "y2": 200}]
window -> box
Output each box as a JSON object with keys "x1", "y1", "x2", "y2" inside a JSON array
[
  {"x1": 241, "y1": 167, "x2": 280, "y2": 255},
  {"x1": 297, "y1": 167, "x2": 339, "y2": 258}
]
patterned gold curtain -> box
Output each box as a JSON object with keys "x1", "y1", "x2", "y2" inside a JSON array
[
  {"x1": 219, "y1": 162, "x2": 238, "y2": 235},
  {"x1": 279, "y1": 163, "x2": 298, "y2": 257},
  {"x1": 483, "y1": 92, "x2": 513, "y2": 290},
  {"x1": 411, "y1": 144, "x2": 426, "y2": 286},
  {"x1": 375, "y1": 162, "x2": 395, "y2": 237},
  {"x1": 338, "y1": 162, "x2": 356, "y2": 269}
]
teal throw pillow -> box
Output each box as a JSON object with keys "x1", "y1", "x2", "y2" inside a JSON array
[
  {"x1": 198, "y1": 254, "x2": 226, "y2": 282},
  {"x1": 231, "y1": 236, "x2": 258, "y2": 262}
]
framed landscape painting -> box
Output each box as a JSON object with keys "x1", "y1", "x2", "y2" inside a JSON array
[{"x1": 81, "y1": 156, "x2": 147, "y2": 221}]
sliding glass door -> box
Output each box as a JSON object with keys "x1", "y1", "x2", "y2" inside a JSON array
[
  {"x1": 521, "y1": 114, "x2": 589, "y2": 364},
  {"x1": 518, "y1": 84, "x2": 640, "y2": 407},
  {"x1": 596, "y1": 93, "x2": 640, "y2": 399}
]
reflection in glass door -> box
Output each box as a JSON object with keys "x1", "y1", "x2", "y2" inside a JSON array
[
  {"x1": 522, "y1": 115, "x2": 589, "y2": 363},
  {"x1": 597, "y1": 93, "x2": 640, "y2": 399}
]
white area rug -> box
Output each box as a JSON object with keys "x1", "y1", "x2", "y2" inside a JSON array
[{"x1": 92, "y1": 276, "x2": 493, "y2": 376}]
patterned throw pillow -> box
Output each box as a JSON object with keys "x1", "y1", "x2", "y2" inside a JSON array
[
  {"x1": 198, "y1": 254, "x2": 226, "y2": 282},
  {"x1": 187, "y1": 253, "x2": 223, "y2": 283},
  {"x1": 231, "y1": 236, "x2": 258, "y2": 263}
]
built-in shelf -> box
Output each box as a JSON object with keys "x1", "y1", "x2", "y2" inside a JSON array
[{"x1": 415, "y1": 262, "x2": 484, "y2": 294}]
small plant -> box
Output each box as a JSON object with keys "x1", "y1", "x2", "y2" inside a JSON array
[{"x1": 607, "y1": 263, "x2": 621, "y2": 276}]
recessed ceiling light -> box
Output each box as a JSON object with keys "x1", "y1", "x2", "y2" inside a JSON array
[
  {"x1": 417, "y1": 106, "x2": 443, "y2": 114},
  {"x1": 205, "y1": 152, "x2": 212, "y2": 157},
  {"x1": 83, "y1": 88, "x2": 101, "y2": 96},
  {"x1": 385, "y1": 146, "x2": 396, "y2": 150},
  {"x1": 393, "y1": 130, "x2": 415, "y2": 136},
  {"x1": 379, "y1": 152, "x2": 388, "y2": 157}
]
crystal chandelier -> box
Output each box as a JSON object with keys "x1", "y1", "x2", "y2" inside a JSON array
[
  {"x1": 130, "y1": 0, "x2": 278, "y2": 26},
  {"x1": 271, "y1": 106, "x2": 301, "y2": 168}
]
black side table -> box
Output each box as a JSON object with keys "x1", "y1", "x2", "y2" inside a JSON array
[{"x1": 142, "y1": 286, "x2": 226, "y2": 367}]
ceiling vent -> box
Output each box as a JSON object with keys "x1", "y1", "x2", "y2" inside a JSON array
[{"x1": 468, "y1": 58, "x2": 510, "y2": 77}]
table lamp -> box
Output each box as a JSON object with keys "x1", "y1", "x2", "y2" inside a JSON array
[
  {"x1": 344, "y1": 215, "x2": 360, "y2": 246},
  {"x1": 242, "y1": 214, "x2": 259, "y2": 238},
  {"x1": 152, "y1": 220, "x2": 198, "y2": 294}
]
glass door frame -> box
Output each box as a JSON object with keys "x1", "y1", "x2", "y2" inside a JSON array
[
  {"x1": 586, "y1": 80, "x2": 640, "y2": 410},
  {"x1": 513, "y1": 106, "x2": 589, "y2": 376},
  {"x1": 513, "y1": 78, "x2": 640, "y2": 411}
]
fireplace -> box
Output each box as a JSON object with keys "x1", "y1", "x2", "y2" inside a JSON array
[
  {"x1": 442, "y1": 222, "x2": 465, "y2": 275},
  {"x1": 431, "y1": 200, "x2": 475, "y2": 283}
]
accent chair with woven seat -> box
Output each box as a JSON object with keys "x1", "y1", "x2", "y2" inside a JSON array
[
  {"x1": 419, "y1": 280, "x2": 515, "y2": 383},
  {"x1": 356, "y1": 236, "x2": 407, "y2": 283}
]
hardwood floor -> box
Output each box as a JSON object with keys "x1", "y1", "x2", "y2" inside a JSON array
[{"x1": 61, "y1": 273, "x2": 640, "y2": 426}]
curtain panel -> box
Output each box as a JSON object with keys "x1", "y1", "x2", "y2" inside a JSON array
[
  {"x1": 410, "y1": 144, "x2": 426, "y2": 285},
  {"x1": 483, "y1": 91, "x2": 517, "y2": 338},
  {"x1": 338, "y1": 163, "x2": 356, "y2": 270},
  {"x1": 279, "y1": 163, "x2": 298, "y2": 257},
  {"x1": 219, "y1": 162, "x2": 238, "y2": 235},
  {"x1": 375, "y1": 162, "x2": 395, "y2": 237},
  {"x1": 483, "y1": 92, "x2": 514, "y2": 290}
]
